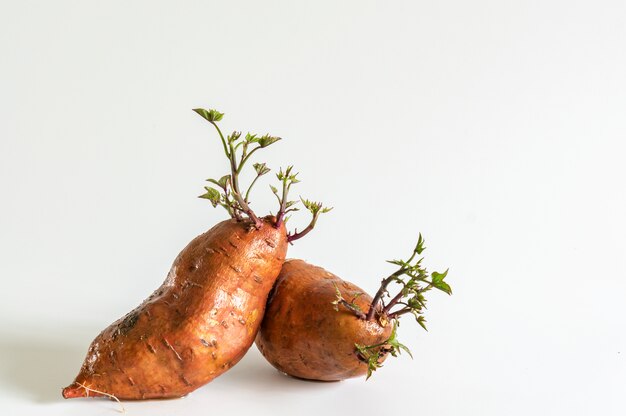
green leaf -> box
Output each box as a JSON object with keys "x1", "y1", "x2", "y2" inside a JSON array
[
  {"x1": 253, "y1": 163, "x2": 270, "y2": 176},
  {"x1": 431, "y1": 269, "x2": 452, "y2": 294},
  {"x1": 206, "y1": 175, "x2": 230, "y2": 189},
  {"x1": 433, "y1": 280, "x2": 452, "y2": 295},
  {"x1": 227, "y1": 131, "x2": 242, "y2": 143},
  {"x1": 415, "y1": 233, "x2": 426, "y2": 255},
  {"x1": 301, "y1": 198, "x2": 331, "y2": 216},
  {"x1": 257, "y1": 134, "x2": 281, "y2": 148},
  {"x1": 218, "y1": 175, "x2": 231, "y2": 189},
  {"x1": 386, "y1": 259, "x2": 410, "y2": 267},
  {"x1": 270, "y1": 185, "x2": 278, "y2": 195},
  {"x1": 193, "y1": 108, "x2": 224, "y2": 122},
  {"x1": 198, "y1": 186, "x2": 221, "y2": 207},
  {"x1": 416, "y1": 314, "x2": 428, "y2": 331},
  {"x1": 431, "y1": 269, "x2": 448, "y2": 284}
]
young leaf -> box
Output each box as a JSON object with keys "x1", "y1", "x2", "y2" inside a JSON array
[
  {"x1": 415, "y1": 314, "x2": 428, "y2": 331},
  {"x1": 257, "y1": 134, "x2": 281, "y2": 148},
  {"x1": 431, "y1": 269, "x2": 452, "y2": 295},
  {"x1": 415, "y1": 233, "x2": 426, "y2": 255},
  {"x1": 193, "y1": 108, "x2": 224, "y2": 122},
  {"x1": 253, "y1": 162, "x2": 271, "y2": 176},
  {"x1": 432, "y1": 280, "x2": 452, "y2": 295},
  {"x1": 227, "y1": 131, "x2": 242, "y2": 143},
  {"x1": 431, "y1": 269, "x2": 448, "y2": 284},
  {"x1": 331, "y1": 283, "x2": 342, "y2": 312},
  {"x1": 198, "y1": 186, "x2": 222, "y2": 207},
  {"x1": 218, "y1": 175, "x2": 230, "y2": 189}
]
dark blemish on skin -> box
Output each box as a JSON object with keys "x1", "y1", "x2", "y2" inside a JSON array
[
  {"x1": 222, "y1": 362, "x2": 231, "y2": 369},
  {"x1": 212, "y1": 352, "x2": 217, "y2": 360},
  {"x1": 238, "y1": 318, "x2": 246, "y2": 325},
  {"x1": 254, "y1": 275, "x2": 263, "y2": 284},
  {"x1": 181, "y1": 375, "x2": 192, "y2": 386},
  {"x1": 147, "y1": 344, "x2": 156, "y2": 354},
  {"x1": 252, "y1": 252, "x2": 264, "y2": 260},
  {"x1": 127, "y1": 375, "x2": 135, "y2": 386},
  {"x1": 188, "y1": 263, "x2": 199, "y2": 272},
  {"x1": 118, "y1": 310, "x2": 140, "y2": 336},
  {"x1": 218, "y1": 247, "x2": 230, "y2": 257},
  {"x1": 159, "y1": 385, "x2": 166, "y2": 393},
  {"x1": 229, "y1": 311, "x2": 235, "y2": 316},
  {"x1": 264, "y1": 239, "x2": 276, "y2": 248},
  {"x1": 185, "y1": 280, "x2": 203, "y2": 289},
  {"x1": 172, "y1": 293, "x2": 179, "y2": 300},
  {"x1": 221, "y1": 320, "x2": 229, "y2": 328},
  {"x1": 229, "y1": 241, "x2": 239, "y2": 249},
  {"x1": 230, "y1": 265, "x2": 242, "y2": 273},
  {"x1": 162, "y1": 338, "x2": 183, "y2": 361},
  {"x1": 211, "y1": 339, "x2": 218, "y2": 347},
  {"x1": 200, "y1": 339, "x2": 210, "y2": 347}
]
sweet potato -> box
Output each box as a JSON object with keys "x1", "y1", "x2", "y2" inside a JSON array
[
  {"x1": 256, "y1": 235, "x2": 452, "y2": 381},
  {"x1": 63, "y1": 217, "x2": 287, "y2": 399},
  {"x1": 62, "y1": 108, "x2": 330, "y2": 400},
  {"x1": 256, "y1": 259, "x2": 392, "y2": 381}
]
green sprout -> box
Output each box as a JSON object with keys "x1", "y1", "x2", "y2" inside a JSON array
[
  {"x1": 194, "y1": 107, "x2": 330, "y2": 236},
  {"x1": 331, "y1": 233, "x2": 452, "y2": 379}
]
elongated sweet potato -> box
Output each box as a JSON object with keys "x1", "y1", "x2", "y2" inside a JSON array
[
  {"x1": 62, "y1": 108, "x2": 330, "y2": 400},
  {"x1": 64, "y1": 217, "x2": 286, "y2": 399},
  {"x1": 257, "y1": 235, "x2": 452, "y2": 381}
]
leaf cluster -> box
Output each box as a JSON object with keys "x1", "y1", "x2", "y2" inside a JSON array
[
  {"x1": 382, "y1": 233, "x2": 452, "y2": 329},
  {"x1": 354, "y1": 322, "x2": 411, "y2": 380},
  {"x1": 194, "y1": 106, "x2": 331, "y2": 240},
  {"x1": 194, "y1": 108, "x2": 281, "y2": 225}
]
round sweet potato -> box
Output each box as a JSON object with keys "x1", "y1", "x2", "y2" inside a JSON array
[
  {"x1": 63, "y1": 217, "x2": 287, "y2": 399},
  {"x1": 255, "y1": 259, "x2": 392, "y2": 381}
]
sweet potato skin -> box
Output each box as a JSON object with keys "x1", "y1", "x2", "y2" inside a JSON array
[
  {"x1": 63, "y1": 217, "x2": 287, "y2": 399},
  {"x1": 256, "y1": 259, "x2": 392, "y2": 381}
]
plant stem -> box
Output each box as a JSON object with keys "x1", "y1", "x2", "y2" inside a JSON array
[
  {"x1": 275, "y1": 178, "x2": 290, "y2": 228},
  {"x1": 286, "y1": 212, "x2": 318, "y2": 242},
  {"x1": 387, "y1": 307, "x2": 413, "y2": 320},
  {"x1": 338, "y1": 300, "x2": 367, "y2": 320},
  {"x1": 365, "y1": 269, "x2": 406, "y2": 321},
  {"x1": 209, "y1": 122, "x2": 230, "y2": 160},
  {"x1": 238, "y1": 147, "x2": 261, "y2": 174},
  {"x1": 383, "y1": 291, "x2": 405, "y2": 315},
  {"x1": 244, "y1": 173, "x2": 261, "y2": 203},
  {"x1": 227, "y1": 142, "x2": 262, "y2": 228}
]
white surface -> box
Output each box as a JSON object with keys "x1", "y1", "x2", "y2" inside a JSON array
[{"x1": 1, "y1": 1, "x2": 625, "y2": 415}]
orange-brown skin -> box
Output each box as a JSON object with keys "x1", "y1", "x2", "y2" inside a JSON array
[
  {"x1": 63, "y1": 217, "x2": 287, "y2": 400},
  {"x1": 256, "y1": 259, "x2": 392, "y2": 381}
]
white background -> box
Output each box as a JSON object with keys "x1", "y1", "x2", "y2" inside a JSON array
[{"x1": 1, "y1": 1, "x2": 625, "y2": 415}]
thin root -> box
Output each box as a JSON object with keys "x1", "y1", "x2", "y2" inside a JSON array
[{"x1": 76, "y1": 382, "x2": 125, "y2": 413}]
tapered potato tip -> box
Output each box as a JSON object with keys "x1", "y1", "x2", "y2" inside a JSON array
[{"x1": 62, "y1": 382, "x2": 104, "y2": 399}]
